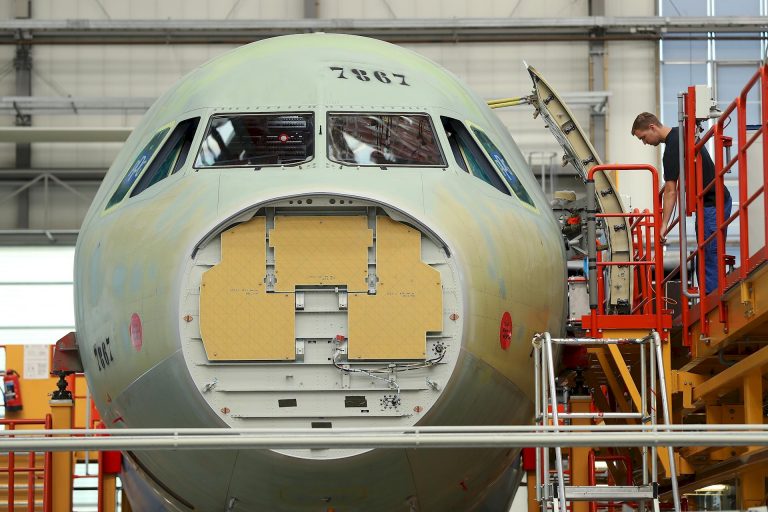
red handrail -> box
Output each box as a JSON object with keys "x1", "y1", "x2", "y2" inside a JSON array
[
  {"x1": 675, "y1": 63, "x2": 768, "y2": 345},
  {"x1": 588, "y1": 450, "x2": 634, "y2": 512},
  {"x1": 585, "y1": 164, "x2": 666, "y2": 337},
  {"x1": 0, "y1": 416, "x2": 52, "y2": 512}
]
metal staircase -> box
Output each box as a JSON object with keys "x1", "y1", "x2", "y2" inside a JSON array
[{"x1": 532, "y1": 331, "x2": 681, "y2": 512}]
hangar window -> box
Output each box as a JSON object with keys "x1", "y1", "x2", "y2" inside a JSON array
[
  {"x1": 440, "y1": 117, "x2": 510, "y2": 196},
  {"x1": 130, "y1": 117, "x2": 200, "y2": 198},
  {"x1": 195, "y1": 113, "x2": 314, "y2": 168},
  {"x1": 106, "y1": 126, "x2": 170, "y2": 209},
  {"x1": 327, "y1": 113, "x2": 445, "y2": 167},
  {"x1": 470, "y1": 126, "x2": 536, "y2": 208}
]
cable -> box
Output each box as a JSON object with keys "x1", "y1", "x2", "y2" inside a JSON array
[{"x1": 331, "y1": 341, "x2": 447, "y2": 394}]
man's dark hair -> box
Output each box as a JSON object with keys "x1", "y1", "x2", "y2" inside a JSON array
[{"x1": 631, "y1": 112, "x2": 662, "y2": 135}]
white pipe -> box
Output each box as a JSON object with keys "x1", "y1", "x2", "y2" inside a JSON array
[
  {"x1": 549, "y1": 337, "x2": 646, "y2": 345},
  {"x1": 558, "y1": 412, "x2": 643, "y2": 419},
  {"x1": 545, "y1": 333, "x2": 568, "y2": 512},
  {"x1": 2, "y1": 424, "x2": 768, "y2": 437},
  {"x1": 0, "y1": 432, "x2": 768, "y2": 452}
]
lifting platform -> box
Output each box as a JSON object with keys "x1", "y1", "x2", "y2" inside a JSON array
[
  {"x1": 665, "y1": 63, "x2": 768, "y2": 508},
  {"x1": 519, "y1": 63, "x2": 768, "y2": 511}
]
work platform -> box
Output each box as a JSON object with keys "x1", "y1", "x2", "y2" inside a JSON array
[{"x1": 531, "y1": 63, "x2": 768, "y2": 512}]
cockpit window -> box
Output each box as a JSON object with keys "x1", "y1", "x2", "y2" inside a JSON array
[
  {"x1": 106, "y1": 126, "x2": 170, "y2": 209},
  {"x1": 440, "y1": 117, "x2": 510, "y2": 196},
  {"x1": 327, "y1": 113, "x2": 445, "y2": 167},
  {"x1": 195, "y1": 113, "x2": 314, "y2": 168},
  {"x1": 470, "y1": 126, "x2": 536, "y2": 208},
  {"x1": 130, "y1": 117, "x2": 200, "y2": 198}
]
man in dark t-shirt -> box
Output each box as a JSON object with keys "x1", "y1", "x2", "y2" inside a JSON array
[{"x1": 631, "y1": 112, "x2": 732, "y2": 295}]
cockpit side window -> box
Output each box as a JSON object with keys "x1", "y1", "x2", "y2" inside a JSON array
[
  {"x1": 470, "y1": 126, "x2": 536, "y2": 208},
  {"x1": 440, "y1": 117, "x2": 510, "y2": 196},
  {"x1": 194, "y1": 113, "x2": 314, "y2": 168},
  {"x1": 130, "y1": 117, "x2": 200, "y2": 198},
  {"x1": 327, "y1": 113, "x2": 445, "y2": 167},
  {"x1": 106, "y1": 126, "x2": 170, "y2": 209}
]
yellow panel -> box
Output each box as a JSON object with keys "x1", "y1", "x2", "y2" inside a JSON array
[
  {"x1": 348, "y1": 216, "x2": 442, "y2": 360},
  {"x1": 200, "y1": 218, "x2": 295, "y2": 361},
  {"x1": 270, "y1": 216, "x2": 372, "y2": 290}
]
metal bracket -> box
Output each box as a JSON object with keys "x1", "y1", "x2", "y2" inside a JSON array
[
  {"x1": 52, "y1": 331, "x2": 83, "y2": 373},
  {"x1": 741, "y1": 281, "x2": 755, "y2": 318}
]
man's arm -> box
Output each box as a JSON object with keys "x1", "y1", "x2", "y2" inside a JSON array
[{"x1": 660, "y1": 180, "x2": 678, "y2": 241}]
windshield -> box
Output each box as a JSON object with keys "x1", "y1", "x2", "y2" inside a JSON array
[
  {"x1": 328, "y1": 113, "x2": 445, "y2": 167},
  {"x1": 195, "y1": 113, "x2": 314, "y2": 168}
]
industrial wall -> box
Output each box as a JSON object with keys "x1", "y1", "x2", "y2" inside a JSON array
[{"x1": 0, "y1": 0, "x2": 661, "y2": 231}]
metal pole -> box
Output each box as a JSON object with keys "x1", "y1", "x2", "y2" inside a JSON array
[
  {"x1": 0, "y1": 431, "x2": 767, "y2": 451},
  {"x1": 558, "y1": 412, "x2": 643, "y2": 419},
  {"x1": 650, "y1": 332, "x2": 658, "y2": 488},
  {"x1": 653, "y1": 331, "x2": 681, "y2": 512},
  {"x1": 533, "y1": 336, "x2": 543, "y2": 504},
  {"x1": 550, "y1": 337, "x2": 646, "y2": 345},
  {"x1": 541, "y1": 336, "x2": 551, "y2": 506},
  {"x1": 678, "y1": 91, "x2": 699, "y2": 299},
  {"x1": 641, "y1": 338, "x2": 648, "y2": 488},
  {"x1": 5, "y1": 424, "x2": 768, "y2": 437},
  {"x1": 545, "y1": 333, "x2": 568, "y2": 512},
  {"x1": 85, "y1": 384, "x2": 91, "y2": 476},
  {"x1": 587, "y1": 179, "x2": 598, "y2": 310}
]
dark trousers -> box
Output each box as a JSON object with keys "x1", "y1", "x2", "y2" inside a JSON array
[{"x1": 699, "y1": 200, "x2": 732, "y2": 295}]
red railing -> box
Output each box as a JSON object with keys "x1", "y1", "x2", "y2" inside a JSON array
[
  {"x1": 0, "y1": 416, "x2": 52, "y2": 512},
  {"x1": 588, "y1": 451, "x2": 633, "y2": 512},
  {"x1": 674, "y1": 64, "x2": 768, "y2": 344},
  {"x1": 583, "y1": 164, "x2": 671, "y2": 337}
]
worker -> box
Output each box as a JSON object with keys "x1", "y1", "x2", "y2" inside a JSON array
[{"x1": 631, "y1": 112, "x2": 732, "y2": 295}]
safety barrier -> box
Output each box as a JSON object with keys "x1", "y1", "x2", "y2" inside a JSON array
[
  {"x1": 673, "y1": 64, "x2": 768, "y2": 344},
  {"x1": 583, "y1": 164, "x2": 671, "y2": 337},
  {"x1": 0, "y1": 417, "x2": 51, "y2": 512}
]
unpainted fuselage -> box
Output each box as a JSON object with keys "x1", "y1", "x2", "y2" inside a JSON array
[{"x1": 74, "y1": 34, "x2": 566, "y2": 511}]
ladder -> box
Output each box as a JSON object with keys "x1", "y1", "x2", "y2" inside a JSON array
[{"x1": 532, "y1": 331, "x2": 681, "y2": 512}]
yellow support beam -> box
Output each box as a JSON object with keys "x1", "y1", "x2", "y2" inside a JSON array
[
  {"x1": 607, "y1": 344, "x2": 643, "y2": 413},
  {"x1": 526, "y1": 472, "x2": 537, "y2": 512},
  {"x1": 569, "y1": 397, "x2": 592, "y2": 512},
  {"x1": 672, "y1": 371, "x2": 706, "y2": 411},
  {"x1": 688, "y1": 264, "x2": 768, "y2": 367},
  {"x1": 589, "y1": 343, "x2": 671, "y2": 476},
  {"x1": 739, "y1": 466, "x2": 767, "y2": 510},
  {"x1": 100, "y1": 473, "x2": 117, "y2": 512},
  {"x1": 588, "y1": 347, "x2": 632, "y2": 414},
  {"x1": 744, "y1": 369, "x2": 764, "y2": 453},
  {"x1": 50, "y1": 399, "x2": 73, "y2": 512},
  {"x1": 121, "y1": 489, "x2": 133, "y2": 512},
  {"x1": 707, "y1": 405, "x2": 747, "y2": 461},
  {"x1": 692, "y1": 344, "x2": 768, "y2": 404}
]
